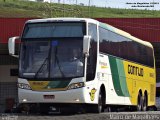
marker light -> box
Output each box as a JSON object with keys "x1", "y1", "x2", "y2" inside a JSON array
[
  {"x1": 75, "y1": 99, "x2": 80, "y2": 102},
  {"x1": 22, "y1": 99, "x2": 27, "y2": 102}
]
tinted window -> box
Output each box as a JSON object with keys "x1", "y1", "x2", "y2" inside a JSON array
[
  {"x1": 99, "y1": 27, "x2": 154, "y2": 67},
  {"x1": 99, "y1": 28, "x2": 119, "y2": 57},
  {"x1": 23, "y1": 22, "x2": 86, "y2": 38},
  {"x1": 87, "y1": 24, "x2": 97, "y2": 81}
]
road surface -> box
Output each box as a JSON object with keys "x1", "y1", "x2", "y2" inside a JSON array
[{"x1": 1, "y1": 111, "x2": 160, "y2": 120}]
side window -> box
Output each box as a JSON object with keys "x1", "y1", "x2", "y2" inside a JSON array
[
  {"x1": 99, "y1": 27, "x2": 109, "y2": 54},
  {"x1": 99, "y1": 27, "x2": 154, "y2": 67},
  {"x1": 99, "y1": 27, "x2": 119, "y2": 57},
  {"x1": 128, "y1": 41, "x2": 154, "y2": 67},
  {"x1": 118, "y1": 36, "x2": 130, "y2": 59},
  {"x1": 86, "y1": 23, "x2": 97, "y2": 81},
  {"x1": 147, "y1": 47, "x2": 154, "y2": 67},
  {"x1": 127, "y1": 41, "x2": 136, "y2": 62}
]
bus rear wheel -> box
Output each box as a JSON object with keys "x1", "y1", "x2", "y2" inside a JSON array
[
  {"x1": 105, "y1": 106, "x2": 111, "y2": 112},
  {"x1": 137, "y1": 93, "x2": 143, "y2": 111},
  {"x1": 142, "y1": 95, "x2": 147, "y2": 111}
]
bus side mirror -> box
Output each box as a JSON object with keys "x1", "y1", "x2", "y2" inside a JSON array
[
  {"x1": 8, "y1": 36, "x2": 20, "y2": 58},
  {"x1": 83, "y1": 35, "x2": 91, "y2": 57}
]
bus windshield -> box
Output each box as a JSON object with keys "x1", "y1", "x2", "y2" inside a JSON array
[{"x1": 19, "y1": 22, "x2": 85, "y2": 79}]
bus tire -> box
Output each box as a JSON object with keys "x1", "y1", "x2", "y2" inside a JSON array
[
  {"x1": 137, "y1": 93, "x2": 143, "y2": 111},
  {"x1": 142, "y1": 94, "x2": 147, "y2": 111},
  {"x1": 93, "y1": 91, "x2": 103, "y2": 113},
  {"x1": 105, "y1": 106, "x2": 111, "y2": 112}
]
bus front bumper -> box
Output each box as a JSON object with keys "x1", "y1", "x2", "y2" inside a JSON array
[{"x1": 18, "y1": 88, "x2": 86, "y2": 104}]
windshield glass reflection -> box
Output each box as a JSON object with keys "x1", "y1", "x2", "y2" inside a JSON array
[{"x1": 19, "y1": 39, "x2": 84, "y2": 79}]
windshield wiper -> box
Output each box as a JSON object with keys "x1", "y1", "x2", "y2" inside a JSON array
[
  {"x1": 54, "y1": 47, "x2": 65, "y2": 77},
  {"x1": 34, "y1": 41, "x2": 65, "y2": 78},
  {"x1": 34, "y1": 41, "x2": 52, "y2": 79},
  {"x1": 34, "y1": 57, "x2": 48, "y2": 78}
]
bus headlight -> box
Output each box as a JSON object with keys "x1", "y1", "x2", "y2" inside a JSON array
[
  {"x1": 67, "y1": 82, "x2": 85, "y2": 90},
  {"x1": 18, "y1": 83, "x2": 31, "y2": 90}
]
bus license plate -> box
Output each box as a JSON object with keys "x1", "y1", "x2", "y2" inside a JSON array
[{"x1": 43, "y1": 95, "x2": 55, "y2": 99}]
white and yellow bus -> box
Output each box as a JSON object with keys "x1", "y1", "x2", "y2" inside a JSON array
[{"x1": 8, "y1": 18, "x2": 156, "y2": 113}]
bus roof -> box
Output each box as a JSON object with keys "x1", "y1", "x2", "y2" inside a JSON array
[
  {"x1": 26, "y1": 18, "x2": 98, "y2": 24},
  {"x1": 26, "y1": 18, "x2": 153, "y2": 48}
]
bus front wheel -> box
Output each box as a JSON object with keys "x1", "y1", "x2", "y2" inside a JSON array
[
  {"x1": 87, "y1": 90, "x2": 105, "y2": 113},
  {"x1": 93, "y1": 91, "x2": 104, "y2": 113}
]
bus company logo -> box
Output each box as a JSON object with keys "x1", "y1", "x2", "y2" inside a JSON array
[
  {"x1": 128, "y1": 64, "x2": 144, "y2": 77},
  {"x1": 89, "y1": 88, "x2": 97, "y2": 101},
  {"x1": 99, "y1": 61, "x2": 108, "y2": 69}
]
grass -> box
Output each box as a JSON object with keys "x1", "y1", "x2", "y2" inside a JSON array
[{"x1": 0, "y1": 0, "x2": 160, "y2": 18}]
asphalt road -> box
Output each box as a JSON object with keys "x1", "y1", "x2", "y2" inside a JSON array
[{"x1": 1, "y1": 111, "x2": 160, "y2": 120}]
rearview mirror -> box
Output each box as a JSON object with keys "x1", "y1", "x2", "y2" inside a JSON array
[
  {"x1": 8, "y1": 36, "x2": 20, "y2": 58},
  {"x1": 83, "y1": 35, "x2": 91, "y2": 57}
]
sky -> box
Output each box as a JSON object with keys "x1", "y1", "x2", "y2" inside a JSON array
[{"x1": 51, "y1": 0, "x2": 160, "y2": 10}]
